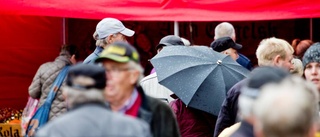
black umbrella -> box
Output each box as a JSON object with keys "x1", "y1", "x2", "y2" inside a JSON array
[{"x1": 150, "y1": 46, "x2": 250, "y2": 115}]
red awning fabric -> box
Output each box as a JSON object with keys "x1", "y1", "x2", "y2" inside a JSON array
[
  {"x1": 0, "y1": 15, "x2": 63, "y2": 109},
  {"x1": 0, "y1": 0, "x2": 319, "y2": 21}
]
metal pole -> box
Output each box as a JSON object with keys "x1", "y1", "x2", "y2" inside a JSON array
[
  {"x1": 310, "y1": 18, "x2": 313, "y2": 41},
  {"x1": 174, "y1": 21, "x2": 179, "y2": 36}
]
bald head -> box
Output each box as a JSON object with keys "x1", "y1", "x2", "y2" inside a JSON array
[{"x1": 214, "y1": 22, "x2": 236, "y2": 41}]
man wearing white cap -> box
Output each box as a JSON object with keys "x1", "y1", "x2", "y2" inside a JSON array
[{"x1": 83, "y1": 18, "x2": 135, "y2": 64}]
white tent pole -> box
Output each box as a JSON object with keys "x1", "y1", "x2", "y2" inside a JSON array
[
  {"x1": 174, "y1": 21, "x2": 179, "y2": 36},
  {"x1": 310, "y1": 18, "x2": 313, "y2": 41},
  {"x1": 63, "y1": 18, "x2": 66, "y2": 44}
]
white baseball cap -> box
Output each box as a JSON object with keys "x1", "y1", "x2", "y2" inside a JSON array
[{"x1": 96, "y1": 18, "x2": 135, "y2": 39}]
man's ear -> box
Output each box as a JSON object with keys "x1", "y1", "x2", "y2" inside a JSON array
[
  {"x1": 106, "y1": 35, "x2": 113, "y2": 44},
  {"x1": 273, "y1": 55, "x2": 281, "y2": 66},
  {"x1": 70, "y1": 55, "x2": 77, "y2": 64},
  {"x1": 129, "y1": 70, "x2": 140, "y2": 85},
  {"x1": 222, "y1": 50, "x2": 229, "y2": 55}
]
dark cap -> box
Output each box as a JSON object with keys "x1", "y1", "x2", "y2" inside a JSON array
[
  {"x1": 66, "y1": 63, "x2": 106, "y2": 90},
  {"x1": 241, "y1": 66, "x2": 290, "y2": 98},
  {"x1": 156, "y1": 35, "x2": 185, "y2": 50},
  {"x1": 210, "y1": 37, "x2": 242, "y2": 52},
  {"x1": 95, "y1": 42, "x2": 139, "y2": 63}
]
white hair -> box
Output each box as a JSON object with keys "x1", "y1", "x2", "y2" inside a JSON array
[
  {"x1": 253, "y1": 76, "x2": 319, "y2": 137},
  {"x1": 128, "y1": 61, "x2": 144, "y2": 86},
  {"x1": 214, "y1": 22, "x2": 236, "y2": 40},
  {"x1": 62, "y1": 87, "x2": 105, "y2": 108}
]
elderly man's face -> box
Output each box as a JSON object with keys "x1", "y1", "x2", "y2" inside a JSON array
[{"x1": 101, "y1": 60, "x2": 136, "y2": 103}]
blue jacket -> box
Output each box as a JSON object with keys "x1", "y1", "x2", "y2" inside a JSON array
[
  {"x1": 83, "y1": 46, "x2": 104, "y2": 64},
  {"x1": 236, "y1": 54, "x2": 253, "y2": 70}
]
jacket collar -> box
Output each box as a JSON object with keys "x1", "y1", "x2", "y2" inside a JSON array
[
  {"x1": 136, "y1": 86, "x2": 153, "y2": 123},
  {"x1": 55, "y1": 55, "x2": 72, "y2": 65}
]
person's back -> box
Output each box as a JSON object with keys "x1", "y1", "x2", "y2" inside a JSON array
[
  {"x1": 237, "y1": 53, "x2": 253, "y2": 70},
  {"x1": 170, "y1": 99, "x2": 216, "y2": 137},
  {"x1": 140, "y1": 72, "x2": 174, "y2": 102},
  {"x1": 28, "y1": 44, "x2": 77, "y2": 121},
  {"x1": 36, "y1": 103, "x2": 150, "y2": 137}
]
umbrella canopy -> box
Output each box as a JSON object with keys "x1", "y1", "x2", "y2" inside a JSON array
[{"x1": 150, "y1": 46, "x2": 250, "y2": 115}]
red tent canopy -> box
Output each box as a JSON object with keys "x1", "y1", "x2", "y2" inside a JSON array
[
  {"x1": 0, "y1": 0, "x2": 319, "y2": 109},
  {"x1": 1, "y1": 0, "x2": 320, "y2": 21}
]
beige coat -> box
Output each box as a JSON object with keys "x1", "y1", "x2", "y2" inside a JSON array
[{"x1": 29, "y1": 55, "x2": 71, "y2": 121}]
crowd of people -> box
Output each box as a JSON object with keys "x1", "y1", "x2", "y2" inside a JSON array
[{"x1": 27, "y1": 17, "x2": 320, "y2": 137}]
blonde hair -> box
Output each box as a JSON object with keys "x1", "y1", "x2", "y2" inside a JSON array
[{"x1": 256, "y1": 37, "x2": 294, "y2": 66}]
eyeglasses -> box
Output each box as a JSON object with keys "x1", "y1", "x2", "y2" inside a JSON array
[{"x1": 105, "y1": 67, "x2": 132, "y2": 74}]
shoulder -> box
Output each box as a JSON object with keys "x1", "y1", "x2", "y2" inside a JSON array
[
  {"x1": 238, "y1": 54, "x2": 251, "y2": 62},
  {"x1": 145, "y1": 96, "x2": 173, "y2": 113},
  {"x1": 140, "y1": 73, "x2": 157, "y2": 83},
  {"x1": 227, "y1": 79, "x2": 247, "y2": 96}
]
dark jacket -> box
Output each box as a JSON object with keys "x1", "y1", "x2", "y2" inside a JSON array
[
  {"x1": 170, "y1": 99, "x2": 216, "y2": 137},
  {"x1": 214, "y1": 79, "x2": 248, "y2": 137},
  {"x1": 137, "y1": 86, "x2": 180, "y2": 137},
  {"x1": 230, "y1": 121, "x2": 255, "y2": 137}
]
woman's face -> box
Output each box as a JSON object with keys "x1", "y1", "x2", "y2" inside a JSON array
[{"x1": 304, "y1": 62, "x2": 320, "y2": 91}]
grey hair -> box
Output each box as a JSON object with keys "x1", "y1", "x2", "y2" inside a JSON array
[
  {"x1": 127, "y1": 61, "x2": 145, "y2": 86},
  {"x1": 214, "y1": 22, "x2": 236, "y2": 40},
  {"x1": 93, "y1": 31, "x2": 107, "y2": 48},
  {"x1": 100, "y1": 33, "x2": 123, "y2": 47},
  {"x1": 253, "y1": 76, "x2": 319, "y2": 137},
  {"x1": 62, "y1": 87, "x2": 105, "y2": 109}
]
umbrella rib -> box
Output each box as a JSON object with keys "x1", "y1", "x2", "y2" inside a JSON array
[
  {"x1": 186, "y1": 64, "x2": 218, "y2": 106},
  {"x1": 221, "y1": 63, "x2": 249, "y2": 75},
  {"x1": 158, "y1": 63, "x2": 215, "y2": 81},
  {"x1": 153, "y1": 54, "x2": 212, "y2": 62}
]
